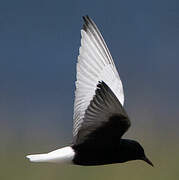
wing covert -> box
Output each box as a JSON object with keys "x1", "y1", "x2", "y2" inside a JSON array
[{"x1": 74, "y1": 81, "x2": 130, "y2": 145}]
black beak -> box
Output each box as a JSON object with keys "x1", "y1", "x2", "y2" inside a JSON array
[{"x1": 143, "y1": 157, "x2": 154, "y2": 167}]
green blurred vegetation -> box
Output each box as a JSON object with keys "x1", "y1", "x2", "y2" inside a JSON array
[{"x1": 1, "y1": 135, "x2": 179, "y2": 180}]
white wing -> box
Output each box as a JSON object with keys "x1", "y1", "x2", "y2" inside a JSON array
[{"x1": 73, "y1": 16, "x2": 124, "y2": 138}]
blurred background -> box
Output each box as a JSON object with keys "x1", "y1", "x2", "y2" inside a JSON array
[{"x1": 0, "y1": 0, "x2": 179, "y2": 179}]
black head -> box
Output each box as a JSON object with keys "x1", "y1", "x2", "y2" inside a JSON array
[{"x1": 119, "y1": 139, "x2": 153, "y2": 166}]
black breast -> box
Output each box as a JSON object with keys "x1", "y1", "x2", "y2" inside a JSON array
[
  {"x1": 72, "y1": 144, "x2": 120, "y2": 166},
  {"x1": 72, "y1": 139, "x2": 144, "y2": 166}
]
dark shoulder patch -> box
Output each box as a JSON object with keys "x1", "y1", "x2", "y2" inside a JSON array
[{"x1": 74, "y1": 81, "x2": 131, "y2": 146}]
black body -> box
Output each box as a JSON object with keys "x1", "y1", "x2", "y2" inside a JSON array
[
  {"x1": 72, "y1": 81, "x2": 153, "y2": 166},
  {"x1": 72, "y1": 139, "x2": 145, "y2": 166},
  {"x1": 72, "y1": 16, "x2": 153, "y2": 167}
]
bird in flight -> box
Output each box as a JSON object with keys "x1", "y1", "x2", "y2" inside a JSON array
[{"x1": 26, "y1": 15, "x2": 153, "y2": 167}]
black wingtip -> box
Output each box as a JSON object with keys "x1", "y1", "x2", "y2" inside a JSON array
[
  {"x1": 82, "y1": 15, "x2": 92, "y2": 25},
  {"x1": 82, "y1": 15, "x2": 90, "y2": 31},
  {"x1": 82, "y1": 15, "x2": 88, "y2": 23},
  {"x1": 82, "y1": 15, "x2": 89, "y2": 20}
]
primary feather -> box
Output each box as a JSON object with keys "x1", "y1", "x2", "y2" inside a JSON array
[{"x1": 73, "y1": 16, "x2": 124, "y2": 140}]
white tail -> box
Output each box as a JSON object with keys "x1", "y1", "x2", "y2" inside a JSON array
[{"x1": 26, "y1": 146, "x2": 75, "y2": 164}]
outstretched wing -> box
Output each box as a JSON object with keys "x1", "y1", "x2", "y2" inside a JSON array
[
  {"x1": 74, "y1": 81, "x2": 130, "y2": 146},
  {"x1": 73, "y1": 16, "x2": 124, "y2": 140}
]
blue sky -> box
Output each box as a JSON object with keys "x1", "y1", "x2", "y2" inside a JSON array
[{"x1": 0, "y1": 0, "x2": 179, "y2": 145}]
